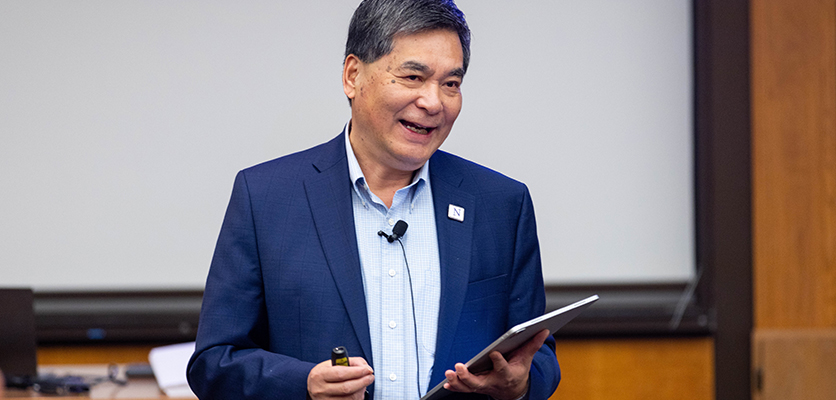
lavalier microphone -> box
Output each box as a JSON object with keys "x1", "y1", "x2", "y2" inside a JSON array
[{"x1": 377, "y1": 220, "x2": 408, "y2": 243}]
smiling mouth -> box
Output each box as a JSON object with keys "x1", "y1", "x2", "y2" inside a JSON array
[{"x1": 401, "y1": 120, "x2": 434, "y2": 135}]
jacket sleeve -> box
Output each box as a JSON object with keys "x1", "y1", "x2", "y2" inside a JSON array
[
  {"x1": 187, "y1": 171, "x2": 315, "y2": 400},
  {"x1": 511, "y1": 187, "x2": 560, "y2": 399}
]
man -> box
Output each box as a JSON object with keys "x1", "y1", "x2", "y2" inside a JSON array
[{"x1": 187, "y1": 1, "x2": 559, "y2": 399}]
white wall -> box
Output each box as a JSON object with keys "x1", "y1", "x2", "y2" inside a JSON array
[{"x1": 0, "y1": 0, "x2": 693, "y2": 290}]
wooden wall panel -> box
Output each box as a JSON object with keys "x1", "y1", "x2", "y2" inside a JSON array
[
  {"x1": 751, "y1": 0, "x2": 836, "y2": 329},
  {"x1": 38, "y1": 339, "x2": 714, "y2": 400},
  {"x1": 549, "y1": 338, "x2": 714, "y2": 400},
  {"x1": 752, "y1": 329, "x2": 836, "y2": 400},
  {"x1": 37, "y1": 344, "x2": 157, "y2": 365}
]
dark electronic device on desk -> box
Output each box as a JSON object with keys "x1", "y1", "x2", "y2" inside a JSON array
[
  {"x1": 31, "y1": 375, "x2": 90, "y2": 395},
  {"x1": 0, "y1": 289, "x2": 121, "y2": 395},
  {"x1": 0, "y1": 288, "x2": 38, "y2": 389},
  {"x1": 125, "y1": 363, "x2": 156, "y2": 378},
  {"x1": 421, "y1": 295, "x2": 599, "y2": 400}
]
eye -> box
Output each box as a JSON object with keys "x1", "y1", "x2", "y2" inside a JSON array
[
  {"x1": 405, "y1": 75, "x2": 420, "y2": 81},
  {"x1": 444, "y1": 80, "x2": 461, "y2": 89}
]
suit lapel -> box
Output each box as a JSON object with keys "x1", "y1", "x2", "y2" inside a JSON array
[
  {"x1": 428, "y1": 152, "x2": 475, "y2": 387},
  {"x1": 303, "y1": 142, "x2": 476, "y2": 387},
  {"x1": 304, "y1": 133, "x2": 374, "y2": 366}
]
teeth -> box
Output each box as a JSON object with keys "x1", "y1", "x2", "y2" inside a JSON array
[
  {"x1": 406, "y1": 125, "x2": 428, "y2": 134},
  {"x1": 403, "y1": 121, "x2": 430, "y2": 134}
]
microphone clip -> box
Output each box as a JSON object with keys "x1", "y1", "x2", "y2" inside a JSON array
[
  {"x1": 377, "y1": 230, "x2": 393, "y2": 243},
  {"x1": 378, "y1": 220, "x2": 408, "y2": 243}
]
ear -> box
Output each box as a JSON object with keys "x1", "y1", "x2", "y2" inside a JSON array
[{"x1": 343, "y1": 54, "x2": 362, "y2": 101}]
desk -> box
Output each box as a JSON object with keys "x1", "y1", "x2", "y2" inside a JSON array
[{"x1": 5, "y1": 365, "x2": 194, "y2": 400}]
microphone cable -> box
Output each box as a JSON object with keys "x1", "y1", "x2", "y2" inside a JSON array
[
  {"x1": 380, "y1": 220, "x2": 422, "y2": 397},
  {"x1": 393, "y1": 234, "x2": 423, "y2": 398}
]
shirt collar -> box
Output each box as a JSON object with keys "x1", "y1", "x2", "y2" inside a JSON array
[{"x1": 344, "y1": 121, "x2": 430, "y2": 205}]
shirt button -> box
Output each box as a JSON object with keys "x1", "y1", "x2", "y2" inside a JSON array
[
  {"x1": 389, "y1": 373, "x2": 397, "y2": 381},
  {"x1": 388, "y1": 218, "x2": 395, "y2": 226},
  {"x1": 389, "y1": 269, "x2": 396, "y2": 277},
  {"x1": 388, "y1": 320, "x2": 397, "y2": 329}
]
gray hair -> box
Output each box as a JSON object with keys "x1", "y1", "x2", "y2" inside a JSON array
[{"x1": 345, "y1": 0, "x2": 471, "y2": 73}]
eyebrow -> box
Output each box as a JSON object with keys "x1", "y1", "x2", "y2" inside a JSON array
[
  {"x1": 400, "y1": 61, "x2": 430, "y2": 74},
  {"x1": 400, "y1": 61, "x2": 465, "y2": 79}
]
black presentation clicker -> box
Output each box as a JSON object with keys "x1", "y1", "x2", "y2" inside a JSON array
[{"x1": 331, "y1": 346, "x2": 349, "y2": 366}]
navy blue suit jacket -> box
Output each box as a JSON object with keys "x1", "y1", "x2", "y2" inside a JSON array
[{"x1": 187, "y1": 132, "x2": 560, "y2": 399}]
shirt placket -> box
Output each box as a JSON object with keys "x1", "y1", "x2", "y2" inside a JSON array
[{"x1": 379, "y1": 188, "x2": 411, "y2": 397}]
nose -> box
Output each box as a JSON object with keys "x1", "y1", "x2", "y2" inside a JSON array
[{"x1": 415, "y1": 84, "x2": 443, "y2": 115}]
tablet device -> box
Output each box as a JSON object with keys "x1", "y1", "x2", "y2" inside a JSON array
[{"x1": 421, "y1": 294, "x2": 599, "y2": 400}]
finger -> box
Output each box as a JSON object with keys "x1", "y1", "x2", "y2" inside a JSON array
[
  {"x1": 488, "y1": 350, "x2": 509, "y2": 372},
  {"x1": 507, "y1": 329, "x2": 550, "y2": 364},
  {"x1": 346, "y1": 356, "x2": 374, "y2": 376},
  {"x1": 443, "y1": 365, "x2": 478, "y2": 393},
  {"x1": 325, "y1": 369, "x2": 374, "y2": 396},
  {"x1": 320, "y1": 377, "x2": 373, "y2": 399},
  {"x1": 323, "y1": 365, "x2": 375, "y2": 383},
  {"x1": 453, "y1": 363, "x2": 489, "y2": 392},
  {"x1": 347, "y1": 357, "x2": 370, "y2": 368},
  {"x1": 445, "y1": 369, "x2": 457, "y2": 382},
  {"x1": 308, "y1": 360, "x2": 374, "y2": 400},
  {"x1": 443, "y1": 369, "x2": 458, "y2": 390}
]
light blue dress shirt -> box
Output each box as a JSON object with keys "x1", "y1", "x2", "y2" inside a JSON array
[{"x1": 345, "y1": 128, "x2": 441, "y2": 399}]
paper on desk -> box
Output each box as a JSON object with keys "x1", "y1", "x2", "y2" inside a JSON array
[{"x1": 149, "y1": 342, "x2": 198, "y2": 399}]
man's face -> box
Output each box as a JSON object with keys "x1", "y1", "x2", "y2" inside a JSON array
[{"x1": 343, "y1": 29, "x2": 464, "y2": 174}]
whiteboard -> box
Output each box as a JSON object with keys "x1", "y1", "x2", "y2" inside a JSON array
[{"x1": 0, "y1": 0, "x2": 693, "y2": 290}]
